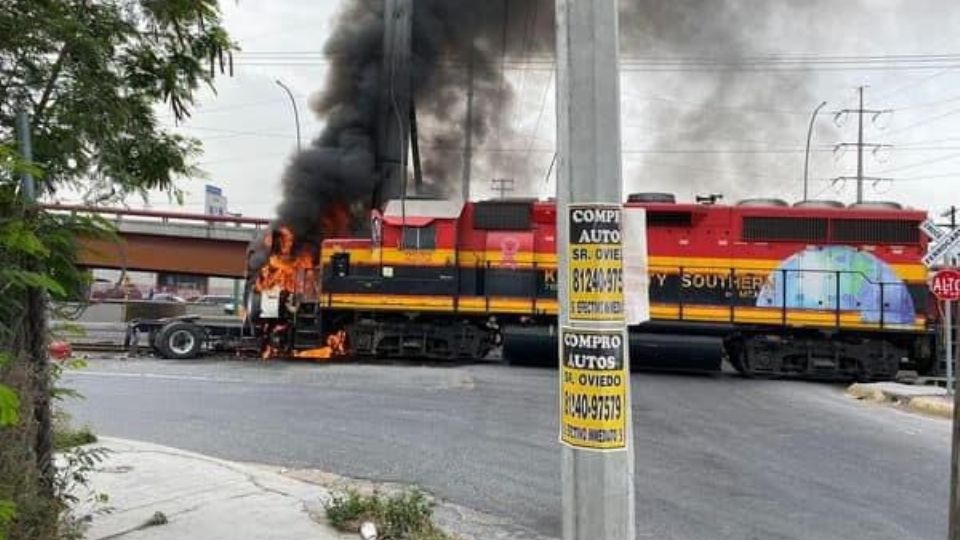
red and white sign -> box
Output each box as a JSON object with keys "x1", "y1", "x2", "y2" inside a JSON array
[{"x1": 931, "y1": 268, "x2": 960, "y2": 301}]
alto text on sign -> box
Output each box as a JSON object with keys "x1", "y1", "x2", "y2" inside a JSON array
[
  {"x1": 932, "y1": 268, "x2": 960, "y2": 301},
  {"x1": 559, "y1": 327, "x2": 628, "y2": 451},
  {"x1": 568, "y1": 204, "x2": 624, "y2": 321}
]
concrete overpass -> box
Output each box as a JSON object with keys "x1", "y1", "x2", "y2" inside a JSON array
[{"x1": 43, "y1": 205, "x2": 270, "y2": 278}]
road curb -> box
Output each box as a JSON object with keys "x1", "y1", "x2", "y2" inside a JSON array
[
  {"x1": 85, "y1": 437, "x2": 352, "y2": 540},
  {"x1": 94, "y1": 437, "x2": 555, "y2": 540},
  {"x1": 908, "y1": 396, "x2": 954, "y2": 419},
  {"x1": 847, "y1": 382, "x2": 953, "y2": 419},
  {"x1": 846, "y1": 383, "x2": 888, "y2": 402}
]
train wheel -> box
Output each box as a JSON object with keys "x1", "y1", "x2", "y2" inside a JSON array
[{"x1": 725, "y1": 339, "x2": 753, "y2": 377}]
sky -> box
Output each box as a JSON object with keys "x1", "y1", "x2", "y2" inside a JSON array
[{"x1": 50, "y1": 0, "x2": 960, "y2": 221}]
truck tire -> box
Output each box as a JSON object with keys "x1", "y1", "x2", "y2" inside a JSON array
[{"x1": 156, "y1": 321, "x2": 204, "y2": 360}]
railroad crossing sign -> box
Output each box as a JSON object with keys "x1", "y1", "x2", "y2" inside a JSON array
[
  {"x1": 921, "y1": 219, "x2": 944, "y2": 241},
  {"x1": 923, "y1": 225, "x2": 960, "y2": 267},
  {"x1": 932, "y1": 269, "x2": 960, "y2": 301}
]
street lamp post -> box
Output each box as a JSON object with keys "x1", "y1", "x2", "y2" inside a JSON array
[
  {"x1": 803, "y1": 100, "x2": 828, "y2": 201},
  {"x1": 275, "y1": 79, "x2": 302, "y2": 152}
]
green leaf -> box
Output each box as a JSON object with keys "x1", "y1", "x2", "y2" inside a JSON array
[
  {"x1": 65, "y1": 357, "x2": 88, "y2": 370},
  {"x1": 0, "y1": 498, "x2": 16, "y2": 530},
  {"x1": 0, "y1": 220, "x2": 50, "y2": 258},
  {"x1": 0, "y1": 269, "x2": 67, "y2": 296},
  {"x1": 0, "y1": 385, "x2": 20, "y2": 428},
  {"x1": 51, "y1": 387, "x2": 84, "y2": 401}
]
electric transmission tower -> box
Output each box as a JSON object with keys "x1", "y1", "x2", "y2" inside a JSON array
[
  {"x1": 831, "y1": 86, "x2": 893, "y2": 203},
  {"x1": 491, "y1": 178, "x2": 515, "y2": 199}
]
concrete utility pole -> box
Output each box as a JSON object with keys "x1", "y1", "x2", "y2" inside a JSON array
[
  {"x1": 16, "y1": 109, "x2": 36, "y2": 201},
  {"x1": 462, "y1": 45, "x2": 475, "y2": 202},
  {"x1": 17, "y1": 107, "x2": 54, "y2": 493},
  {"x1": 555, "y1": 1, "x2": 636, "y2": 539},
  {"x1": 376, "y1": 0, "x2": 413, "y2": 208}
]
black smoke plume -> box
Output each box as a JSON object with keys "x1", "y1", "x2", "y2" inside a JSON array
[
  {"x1": 273, "y1": 1, "x2": 553, "y2": 245},
  {"x1": 269, "y1": 0, "x2": 830, "y2": 257}
]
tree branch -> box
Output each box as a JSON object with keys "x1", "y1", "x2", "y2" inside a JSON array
[{"x1": 32, "y1": 43, "x2": 69, "y2": 127}]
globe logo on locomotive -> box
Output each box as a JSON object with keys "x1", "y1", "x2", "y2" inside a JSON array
[{"x1": 756, "y1": 246, "x2": 915, "y2": 325}]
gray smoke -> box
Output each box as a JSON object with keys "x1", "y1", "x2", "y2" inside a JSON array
[
  {"x1": 272, "y1": 0, "x2": 835, "y2": 252},
  {"x1": 616, "y1": 1, "x2": 829, "y2": 201}
]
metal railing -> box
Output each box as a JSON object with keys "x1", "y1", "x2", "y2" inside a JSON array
[
  {"x1": 40, "y1": 204, "x2": 270, "y2": 229},
  {"x1": 650, "y1": 264, "x2": 916, "y2": 330}
]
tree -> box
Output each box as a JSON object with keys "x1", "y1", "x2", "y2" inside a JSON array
[{"x1": 0, "y1": 2, "x2": 235, "y2": 538}]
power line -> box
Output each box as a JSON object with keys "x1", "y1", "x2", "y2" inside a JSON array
[
  {"x1": 884, "y1": 105, "x2": 960, "y2": 136},
  {"x1": 229, "y1": 49, "x2": 960, "y2": 73},
  {"x1": 889, "y1": 172, "x2": 960, "y2": 181},
  {"x1": 619, "y1": 91, "x2": 812, "y2": 115},
  {"x1": 892, "y1": 92, "x2": 960, "y2": 111},
  {"x1": 162, "y1": 124, "x2": 295, "y2": 140},
  {"x1": 510, "y1": 0, "x2": 541, "y2": 129},
  {"x1": 876, "y1": 150, "x2": 960, "y2": 174},
  {"x1": 236, "y1": 50, "x2": 960, "y2": 63},
  {"x1": 524, "y1": 69, "x2": 554, "y2": 165}
]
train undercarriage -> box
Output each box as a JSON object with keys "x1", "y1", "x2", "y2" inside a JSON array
[{"x1": 128, "y1": 293, "x2": 934, "y2": 383}]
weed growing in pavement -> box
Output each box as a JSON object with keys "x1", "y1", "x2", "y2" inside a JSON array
[
  {"x1": 53, "y1": 407, "x2": 97, "y2": 452},
  {"x1": 55, "y1": 445, "x2": 111, "y2": 540},
  {"x1": 325, "y1": 490, "x2": 454, "y2": 540}
]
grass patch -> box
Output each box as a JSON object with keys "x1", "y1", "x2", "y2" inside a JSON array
[
  {"x1": 325, "y1": 490, "x2": 453, "y2": 540},
  {"x1": 54, "y1": 425, "x2": 96, "y2": 450}
]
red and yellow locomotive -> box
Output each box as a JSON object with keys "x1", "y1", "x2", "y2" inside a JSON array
[{"x1": 257, "y1": 193, "x2": 934, "y2": 380}]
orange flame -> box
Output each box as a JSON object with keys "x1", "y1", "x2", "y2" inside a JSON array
[
  {"x1": 255, "y1": 202, "x2": 352, "y2": 295},
  {"x1": 255, "y1": 228, "x2": 314, "y2": 293},
  {"x1": 293, "y1": 330, "x2": 348, "y2": 361}
]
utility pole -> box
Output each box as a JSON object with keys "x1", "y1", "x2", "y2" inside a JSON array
[
  {"x1": 490, "y1": 178, "x2": 514, "y2": 199},
  {"x1": 16, "y1": 108, "x2": 54, "y2": 494},
  {"x1": 16, "y1": 110, "x2": 36, "y2": 201},
  {"x1": 556, "y1": 1, "x2": 635, "y2": 539},
  {"x1": 949, "y1": 206, "x2": 960, "y2": 540},
  {"x1": 462, "y1": 45, "x2": 475, "y2": 202},
  {"x1": 832, "y1": 86, "x2": 892, "y2": 203},
  {"x1": 376, "y1": 0, "x2": 413, "y2": 208}
]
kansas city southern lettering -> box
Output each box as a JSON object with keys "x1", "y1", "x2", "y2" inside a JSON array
[
  {"x1": 567, "y1": 204, "x2": 624, "y2": 321},
  {"x1": 560, "y1": 328, "x2": 628, "y2": 451}
]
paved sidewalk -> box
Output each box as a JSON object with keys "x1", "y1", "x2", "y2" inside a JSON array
[
  {"x1": 80, "y1": 438, "x2": 352, "y2": 540},
  {"x1": 847, "y1": 382, "x2": 953, "y2": 419},
  {"x1": 78, "y1": 438, "x2": 554, "y2": 540}
]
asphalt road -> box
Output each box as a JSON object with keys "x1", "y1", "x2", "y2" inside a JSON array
[{"x1": 64, "y1": 357, "x2": 950, "y2": 540}]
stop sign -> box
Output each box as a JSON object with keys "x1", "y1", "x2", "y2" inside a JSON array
[{"x1": 931, "y1": 268, "x2": 960, "y2": 301}]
